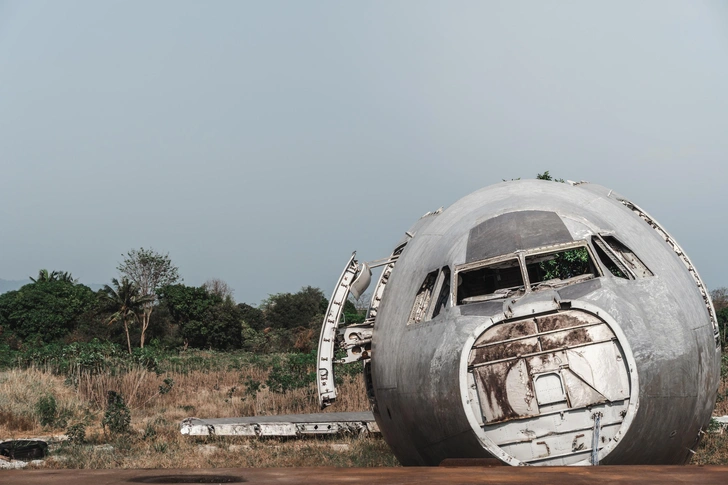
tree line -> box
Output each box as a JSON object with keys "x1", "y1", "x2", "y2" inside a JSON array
[{"x1": 0, "y1": 247, "x2": 363, "y2": 354}]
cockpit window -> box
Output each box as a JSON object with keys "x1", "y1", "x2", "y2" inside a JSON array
[
  {"x1": 455, "y1": 243, "x2": 603, "y2": 305},
  {"x1": 457, "y1": 258, "x2": 524, "y2": 305},
  {"x1": 431, "y1": 266, "x2": 451, "y2": 318},
  {"x1": 592, "y1": 236, "x2": 629, "y2": 279},
  {"x1": 525, "y1": 247, "x2": 597, "y2": 289},
  {"x1": 592, "y1": 235, "x2": 653, "y2": 279},
  {"x1": 407, "y1": 270, "x2": 438, "y2": 325}
]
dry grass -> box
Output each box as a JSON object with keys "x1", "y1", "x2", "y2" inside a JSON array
[
  {"x1": 693, "y1": 429, "x2": 728, "y2": 465},
  {"x1": 0, "y1": 369, "x2": 88, "y2": 438},
  {"x1": 151, "y1": 369, "x2": 368, "y2": 423},
  {"x1": 77, "y1": 369, "x2": 164, "y2": 410},
  {"x1": 43, "y1": 430, "x2": 398, "y2": 469},
  {"x1": 713, "y1": 374, "x2": 728, "y2": 416},
  {"x1": 0, "y1": 358, "x2": 391, "y2": 469}
]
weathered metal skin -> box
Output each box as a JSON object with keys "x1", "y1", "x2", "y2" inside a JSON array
[{"x1": 367, "y1": 180, "x2": 720, "y2": 466}]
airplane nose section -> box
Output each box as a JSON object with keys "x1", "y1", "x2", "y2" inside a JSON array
[{"x1": 460, "y1": 304, "x2": 638, "y2": 466}]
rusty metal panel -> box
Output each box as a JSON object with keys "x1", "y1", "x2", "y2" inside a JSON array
[
  {"x1": 473, "y1": 359, "x2": 537, "y2": 423},
  {"x1": 463, "y1": 308, "x2": 633, "y2": 465}
]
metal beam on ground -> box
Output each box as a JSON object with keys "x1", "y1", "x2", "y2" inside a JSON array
[{"x1": 180, "y1": 411, "x2": 379, "y2": 437}]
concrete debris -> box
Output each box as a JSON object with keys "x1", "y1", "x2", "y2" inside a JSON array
[
  {"x1": 0, "y1": 458, "x2": 28, "y2": 469},
  {"x1": 0, "y1": 459, "x2": 45, "y2": 470}
]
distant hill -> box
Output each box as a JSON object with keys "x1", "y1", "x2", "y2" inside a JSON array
[
  {"x1": 0, "y1": 278, "x2": 105, "y2": 294},
  {"x1": 0, "y1": 278, "x2": 31, "y2": 294}
]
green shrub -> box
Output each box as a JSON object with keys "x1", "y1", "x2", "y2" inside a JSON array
[
  {"x1": 35, "y1": 395, "x2": 58, "y2": 427},
  {"x1": 266, "y1": 350, "x2": 316, "y2": 393},
  {"x1": 142, "y1": 422, "x2": 157, "y2": 441},
  {"x1": 66, "y1": 422, "x2": 87, "y2": 444},
  {"x1": 244, "y1": 378, "x2": 261, "y2": 397},
  {"x1": 102, "y1": 391, "x2": 131, "y2": 435},
  {"x1": 158, "y1": 377, "x2": 174, "y2": 395}
]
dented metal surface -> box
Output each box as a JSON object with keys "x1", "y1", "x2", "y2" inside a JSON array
[{"x1": 319, "y1": 180, "x2": 720, "y2": 467}]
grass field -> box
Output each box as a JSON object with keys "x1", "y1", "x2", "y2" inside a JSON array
[
  {"x1": 0, "y1": 349, "x2": 397, "y2": 468},
  {"x1": 1, "y1": 348, "x2": 727, "y2": 468}
]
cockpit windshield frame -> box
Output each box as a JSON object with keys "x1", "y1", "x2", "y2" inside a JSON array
[{"x1": 454, "y1": 240, "x2": 603, "y2": 305}]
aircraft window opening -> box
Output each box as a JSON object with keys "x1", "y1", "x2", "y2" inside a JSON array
[
  {"x1": 592, "y1": 236, "x2": 629, "y2": 279},
  {"x1": 407, "y1": 270, "x2": 439, "y2": 325},
  {"x1": 429, "y1": 266, "x2": 451, "y2": 319},
  {"x1": 456, "y1": 258, "x2": 525, "y2": 305},
  {"x1": 525, "y1": 246, "x2": 599, "y2": 291},
  {"x1": 595, "y1": 235, "x2": 653, "y2": 279}
]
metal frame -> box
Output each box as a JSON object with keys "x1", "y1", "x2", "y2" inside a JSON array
[
  {"x1": 453, "y1": 240, "x2": 603, "y2": 306},
  {"x1": 317, "y1": 253, "x2": 359, "y2": 408}
]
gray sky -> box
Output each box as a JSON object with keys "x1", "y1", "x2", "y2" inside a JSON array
[{"x1": 1, "y1": 1, "x2": 727, "y2": 305}]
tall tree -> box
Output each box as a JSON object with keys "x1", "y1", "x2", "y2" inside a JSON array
[
  {"x1": 711, "y1": 288, "x2": 728, "y2": 345},
  {"x1": 30, "y1": 269, "x2": 76, "y2": 283},
  {"x1": 101, "y1": 277, "x2": 151, "y2": 354},
  {"x1": 710, "y1": 287, "x2": 728, "y2": 312},
  {"x1": 0, "y1": 278, "x2": 96, "y2": 344},
  {"x1": 202, "y1": 278, "x2": 234, "y2": 302},
  {"x1": 158, "y1": 284, "x2": 243, "y2": 350},
  {"x1": 237, "y1": 302, "x2": 266, "y2": 331},
  {"x1": 261, "y1": 286, "x2": 328, "y2": 330},
  {"x1": 117, "y1": 248, "x2": 180, "y2": 348}
]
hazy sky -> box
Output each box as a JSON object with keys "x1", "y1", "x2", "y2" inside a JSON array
[{"x1": 1, "y1": 1, "x2": 727, "y2": 304}]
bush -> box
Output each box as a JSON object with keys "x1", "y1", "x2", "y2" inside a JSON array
[
  {"x1": 158, "y1": 377, "x2": 174, "y2": 395},
  {"x1": 35, "y1": 395, "x2": 59, "y2": 428},
  {"x1": 266, "y1": 350, "x2": 316, "y2": 393},
  {"x1": 102, "y1": 391, "x2": 131, "y2": 435},
  {"x1": 0, "y1": 342, "x2": 17, "y2": 369},
  {"x1": 66, "y1": 422, "x2": 87, "y2": 444}
]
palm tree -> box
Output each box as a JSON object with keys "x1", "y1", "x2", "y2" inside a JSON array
[
  {"x1": 30, "y1": 269, "x2": 77, "y2": 283},
  {"x1": 55, "y1": 271, "x2": 76, "y2": 283},
  {"x1": 30, "y1": 269, "x2": 54, "y2": 283},
  {"x1": 101, "y1": 277, "x2": 152, "y2": 354}
]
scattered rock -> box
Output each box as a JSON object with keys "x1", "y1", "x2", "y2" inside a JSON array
[
  {"x1": 93, "y1": 444, "x2": 115, "y2": 452},
  {"x1": 0, "y1": 458, "x2": 28, "y2": 469},
  {"x1": 330, "y1": 443, "x2": 350, "y2": 452}
]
